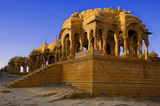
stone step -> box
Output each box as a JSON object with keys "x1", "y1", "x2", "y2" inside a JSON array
[{"x1": 6, "y1": 63, "x2": 61, "y2": 88}]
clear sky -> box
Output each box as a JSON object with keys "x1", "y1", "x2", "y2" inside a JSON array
[{"x1": 0, "y1": 0, "x2": 160, "y2": 68}]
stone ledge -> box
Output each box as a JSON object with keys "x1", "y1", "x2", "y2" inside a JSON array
[
  {"x1": 0, "y1": 89, "x2": 10, "y2": 93},
  {"x1": 75, "y1": 49, "x2": 104, "y2": 59}
]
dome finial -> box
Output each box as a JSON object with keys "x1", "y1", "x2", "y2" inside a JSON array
[
  {"x1": 56, "y1": 36, "x2": 57, "y2": 41},
  {"x1": 45, "y1": 39, "x2": 47, "y2": 44},
  {"x1": 118, "y1": 6, "x2": 120, "y2": 11}
]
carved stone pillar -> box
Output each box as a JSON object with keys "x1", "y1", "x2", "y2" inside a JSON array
[
  {"x1": 80, "y1": 40, "x2": 83, "y2": 52},
  {"x1": 23, "y1": 66, "x2": 26, "y2": 74},
  {"x1": 39, "y1": 55, "x2": 42, "y2": 66},
  {"x1": 115, "y1": 39, "x2": 119, "y2": 56},
  {"x1": 114, "y1": 33, "x2": 119, "y2": 56},
  {"x1": 61, "y1": 43, "x2": 65, "y2": 60},
  {"x1": 138, "y1": 39, "x2": 142, "y2": 58},
  {"x1": 118, "y1": 46, "x2": 120, "y2": 55},
  {"x1": 123, "y1": 36, "x2": 128, "y2": 56},
  {"x1": 133, "y1": 44, "x2": 136, "y2": 57},
  {"x1": 28, "y1": 57, "x2": 31, "y2": 72},
  {"x1": 93, "y1": 29, "x2": 97, "y2": 49},
  {"x1": 65, "y1": 38, "x2": 68, "y2": 57},
  {"x1": 69, "y1": 40, "x2": 74, "y2": 59},
  {"x1": 144, "y1": 40, "x2": 149, "y2": 60},
  {"x1": 15, "y1": 63, "x2": 17, "y2": 74},
  {"x1": 99, "y1": 40, "x2": 102, "y2": 50},
  {"x1": 43, "y1": 56, "x2": 46, "y2": 66},
  {"x1": 88, "y1": 34, "x2": 91, "y2": 50},
  {"x1": 94, "y1": 36, "x2": 97, "y2": 49},
  {"x1": 16, "y1": 64, "x2": 20, "y2": 74},
  {"x1": 128, "y1": 41, "x2": 133, "y2": 56},
  {"x1": 102, "y1": 37, "x2": 106, "y2": 54},
  {"x1": 37, "y1": 55, "x2": 40, "y2": 68}
]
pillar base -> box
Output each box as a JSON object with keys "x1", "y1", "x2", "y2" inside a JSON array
[
  {"x1": 68, "y1": 55, "x2": 74, "y2": 59},
  {"x1": 103, "y1": 50, "x2": 107, "y2": 56},
  {"x1": 145, "y1": 56, "x2": 148, "y2": 60},
  {"x1": 139, "y1": 54, "x2": 142, "y2": 59},
  {"x1": 59, "y1": 56, "x2": 64, "y2": 62}
]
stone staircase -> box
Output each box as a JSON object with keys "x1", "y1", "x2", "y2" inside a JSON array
[{"x1": 6, "y1": 63, "x2": 63, "y2": 88}]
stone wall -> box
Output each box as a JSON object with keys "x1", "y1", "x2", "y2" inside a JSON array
[
  {"x1": 92, "y1": 56, "x2": 160, "y2": 97},
  {"x1": 62, "y1": 56, "x2": 93, "y2": 93},
  {"x1": 62, "y1": 52, "x2": 160, "y2": 98},
  {"x1": 8, "y1": 50, "x2": 160, "y2": 98}
]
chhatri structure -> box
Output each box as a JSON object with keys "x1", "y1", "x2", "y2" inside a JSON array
[
  {"x1": 8, "y1": 7, "x2": 151, "y2": 74},
  {"x1": 7, "y1": 7, "x2": 160, "y2": 98}
]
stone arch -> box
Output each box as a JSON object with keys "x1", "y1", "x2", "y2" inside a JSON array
[
  {"x1": 126, "y1": 23, "x2": 143, "y2": 39},
  {"x1": 83, "y1": 32, "x2": 88, "y2": 51},
  {"x1": 61, "y1": 28, "x2": 71, "y2": 45},
  {"x1": 26, "y1": 66, "x2": 29, "y2": 73},
  {"x1": 16, "y1": 64, "x2": 20, "y2": 74},
  {"x1": 118, "y1": 30, "x2": 123, "y2": 37},
  {"x1": 106, "y1": 44, "x2": 111, "y2": 54},
  {"x1": 89, "y1": 29, "x2": 94, "y2": 49},
  {"x1": 60, "y1": 28, "x2": 71, "y2": 40},
  {"x1": 63, "y1": 34, "x2": 70, "y2": 44},
  {"x1": 115, "y1": 30, "x2": 123, "y2": 56},
  {"x1": 46, "y1": 61, "x2": 48, "y2": 65},
  {"x1": 71, "y1": 28, "x2": 82, "y2": 41},
  {"x1": 53, "y1": 47, "x2": 58, "y2": 63},
  {"x1": 133, "y1": 36, "x2": 138, "y2": 56},
  {"x1": 44, "y1": 56, "x2": 48, "y2": 65},
  {"x1": 74, "y1": 33, "x2": 80, "y2": 53},
  {"x1": 106, "y1": 30, "x2": 115, "y2": 55},
  {"x1": 119, "y1": 44, "x2": 124, "y2": 56},
  {"x1": 20, "y1": 66, "x2": 24, "y2": 73},
  {"x1": 49, "y1": 56, "x2": 55, "y2": 64},
  {"x1": 97, "y1": 29, "x2": 103, "y2": 50},
  {"x1": 59, "y1": 47, "x2": 62, "y2": 59},
  {"x1": 128, "y1": 30, "x2": 138, "y2": 55},
  {"x1": 143, "y1": 37, "x2": 149, "y2": 59},
  {"x1": 66, "y1": 34, "x2": 70, "y2": 56}
]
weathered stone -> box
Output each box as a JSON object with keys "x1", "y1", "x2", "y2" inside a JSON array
[{"x1": 6, "y1": 7, "x2": 160, "y2": 98}]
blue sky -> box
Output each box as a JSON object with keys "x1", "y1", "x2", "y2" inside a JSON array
[{"x1": 0, "y1": 0, "x2": 160, "y2": 68}]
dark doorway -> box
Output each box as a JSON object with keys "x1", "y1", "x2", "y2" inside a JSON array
[
  {"x1": 106, "y1": 44, "x2": 111, "y2": 54},
  {"x1": 49, "y1": 56, "x2": 55, "y2": 64}
]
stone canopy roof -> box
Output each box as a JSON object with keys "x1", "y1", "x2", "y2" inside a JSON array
[
  {"x1": 37, "y1": 41, "x2": 48, "y2": 53},
  {"x1": 48, "y1": 41, "x2": 57, "y2": 52}
]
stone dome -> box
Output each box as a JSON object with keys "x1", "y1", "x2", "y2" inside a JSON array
[
  {"x1": 37, "y1": 41, "x2": 48, "y2": 53},
  {"x1": 62, "y1": 7, "x2": 135, "y2": 30},
  {"x1": 48, "y1": 41, "x2": 57, "y2": 51},
  {"x1": 149, "y1": 51, "x2": 158, "y2": 57},
  {"x1": 30, "y1": 49, "x2": 37, "y2": 55}
]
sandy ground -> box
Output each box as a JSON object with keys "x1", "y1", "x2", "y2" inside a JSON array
[{"x1": 0, "y1": 72, "x2": 160, "y2": 106}]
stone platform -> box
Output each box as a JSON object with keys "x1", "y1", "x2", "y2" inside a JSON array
[{"x1": 7, "y1": 50, "x2": 160, "y2": 98}]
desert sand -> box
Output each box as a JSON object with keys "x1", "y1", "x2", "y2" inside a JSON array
[{"x1": 0, "y1": 72, "x2": 160, "y2": 106}]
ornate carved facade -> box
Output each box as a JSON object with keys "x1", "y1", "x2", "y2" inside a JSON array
[
  {"x1": 7, "y1": 7, "x2": 160, "y2": 98},
  {"x1": 8, "y1": 7, "x2": 152, "y2": 74}
]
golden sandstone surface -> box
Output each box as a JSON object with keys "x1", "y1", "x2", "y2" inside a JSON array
[{"x1": 6, "y1": 7, "x2": 160, "y2": 98}]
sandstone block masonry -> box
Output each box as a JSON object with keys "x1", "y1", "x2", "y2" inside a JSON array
[
  {"x1": 7, "y1": 50, "x2": 160, "y2": 98},
  {"x1": 6, "y1": 7, "x2": 160, "y2": 98}
]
